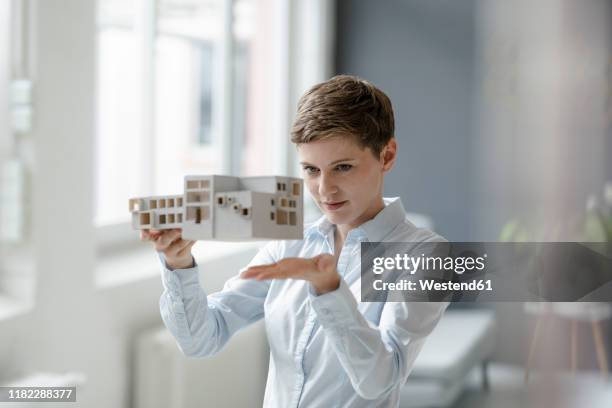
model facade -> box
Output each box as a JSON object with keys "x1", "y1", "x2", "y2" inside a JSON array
[{"x1": 129, "y1": 175, "x2": 303, "y2": 241}]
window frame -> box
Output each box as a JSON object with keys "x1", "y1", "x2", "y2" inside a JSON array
[
  {"x1": 95, "y1": 0, "x2": 238, "y2": 249},
  {"x1": 1, "y1": 0, "x2": 31, "y2": 247},
  {"x1": 0, "y1": 0, "x2": 12, "y2": 158},
  {"x1": 95, "y1": 0, "x2": 335, "y2": 250}
]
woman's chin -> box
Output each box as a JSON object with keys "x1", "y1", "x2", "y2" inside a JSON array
[{"x1": 323, "y1": 211, "x2": 350, "y2": 225}]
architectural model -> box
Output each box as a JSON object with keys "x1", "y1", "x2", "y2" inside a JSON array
[{"x1": 129, "y1": 175, "x2": 303, "y2": 241}]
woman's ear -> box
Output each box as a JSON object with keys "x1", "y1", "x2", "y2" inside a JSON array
[{"x1": 380, "y1": 138, "x2": 397, "y2": 173}]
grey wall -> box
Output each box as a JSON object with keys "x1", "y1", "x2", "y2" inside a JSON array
[
  {"x1": 336, "y1": 0, "x2": 477, "y2": 241},
  {"x1": 336, "y1": 0, "x2": 612, "y2": 371}
]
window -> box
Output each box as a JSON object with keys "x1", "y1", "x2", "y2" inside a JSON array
[
  {"x1": 0, "y1": 0, "x2": 11, "y2": 159},
  {"x1": 0, "y1": 0, "x2": 10, "y2": 252},
  {"x1": 95, "y1": 0, "x2": 334, "y2": 245},
  {"x1": 97, "y1": 0, "x2": 264, "y2": 226},
  {"x1": 95, "y1": 0, "x2": 142, "y2": 227},
  {"x1": 0, "y1": 0, "x2": 31, "y2": 249}
]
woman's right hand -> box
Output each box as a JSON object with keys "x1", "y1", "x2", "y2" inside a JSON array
[{"x1": 140, "y1": 228, "x2": 196, "y2": 270}]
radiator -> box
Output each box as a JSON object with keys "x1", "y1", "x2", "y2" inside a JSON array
[{"x1": 134, "y1": 321, "x2": 269, "y2": 408}]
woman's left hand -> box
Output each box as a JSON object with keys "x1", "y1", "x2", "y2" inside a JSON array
[{"x1": 240, "y1": 254, "x2": 340, "y2": 295}]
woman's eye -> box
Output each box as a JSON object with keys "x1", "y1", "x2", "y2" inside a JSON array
[
  {"x1": 336, "y1": 164, "x2": 353, "y2": 172},
  {"x1": 303, "y1": 166, "x2": 319, "y2": 175}
]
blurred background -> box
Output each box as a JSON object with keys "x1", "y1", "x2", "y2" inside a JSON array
[{"x1": 0, "y1": 0, "x2": 610, "y2": 407}]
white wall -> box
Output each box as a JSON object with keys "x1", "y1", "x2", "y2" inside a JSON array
[{"x1": 0, "y1": 1, "x2": 265, "y2": 407}]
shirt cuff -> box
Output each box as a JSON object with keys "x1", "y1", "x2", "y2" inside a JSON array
[
  {"x1": 309, "y1": 278, "x2": 360, "y2": 330},
  {"x1": 158, "y1": 253, "x2": 201, "y2": 297}
]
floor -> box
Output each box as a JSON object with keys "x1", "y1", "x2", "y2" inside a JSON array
[{"x1": 453, "y1": 363, "x2": 612, "y2": 408}]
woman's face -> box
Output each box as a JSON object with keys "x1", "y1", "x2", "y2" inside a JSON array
[{"x1": 297, "y1": 136, "x2": 396, "y2": 230}]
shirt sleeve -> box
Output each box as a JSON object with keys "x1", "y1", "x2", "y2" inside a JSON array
[
  {"x1": 308, "y1": 277, "x2": 449, "y2": 400},
  {"x1": 159, "y1": 242, "x2": 277, "y2": 358}
]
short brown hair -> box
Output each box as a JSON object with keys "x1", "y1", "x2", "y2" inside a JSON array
[{"x1": 291, "y1": 75, "x2": 395, "y2": 157}]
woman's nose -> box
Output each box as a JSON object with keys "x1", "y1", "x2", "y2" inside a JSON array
[{"x1": 318, "y1": 173, "x2": 338, "y2": 197}]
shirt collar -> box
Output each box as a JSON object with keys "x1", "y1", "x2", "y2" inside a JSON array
[{"x1": 307, "y1": 197, "x2": 407, "y2": 242}]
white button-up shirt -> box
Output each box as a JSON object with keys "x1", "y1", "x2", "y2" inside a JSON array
[{"x1": 159, "y1": 197, "x2": 449, "y2": 407}]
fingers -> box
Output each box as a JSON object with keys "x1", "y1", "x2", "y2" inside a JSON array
[
  {"x1": 154, "y1": 229, "x2": 182, "y2": 251},
  {"x1": 140, "y1": 228, "x2": 183, "y2": 252},
  {"x1": 240, "y1": 264, "x2": 281, "y2": 280},
  {"x1": 241, "y1": 258, "x2": 301, "y2": 281},
  {"x1": 139, "y1": 228, "x2": 195, "y2": 270},
  {"x1": 239, "y1": 264, "x2": 271, "y2": 279},
  {"x1": 240, "y1": 255, "x2": 339, "y2": 283},
  {"x1": 167, "y1": 239, "x2": 196, "y2": 258},
  {"x1": 176, "y1": 241, "x2": 196, "y2": 258},
  {"x1": 140, "y1": 229, "x2": 151, "y2": 241},
  {"x1": 242, "y1": 262, "x2": 277, "y2": 273},
  {"x1": 140, "y1": 228, "x2": 163, "y2": 241}
]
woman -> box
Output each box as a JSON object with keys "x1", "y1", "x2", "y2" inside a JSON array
[{"x1": 142, "y1": 75, "x2": 449, "y2": 407}]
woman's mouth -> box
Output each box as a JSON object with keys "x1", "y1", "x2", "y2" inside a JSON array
[{"x1": 322, "y1": 201, "x2": 347, "y2": 211}]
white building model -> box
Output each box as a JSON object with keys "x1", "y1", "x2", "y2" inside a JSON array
[{"x1": 129, "y1": 175, "x2": 303, "y2": 241}]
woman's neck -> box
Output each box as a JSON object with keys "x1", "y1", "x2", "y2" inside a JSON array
[{"x1": 334, "y1": 197, "x2": 386, "y2": 252}]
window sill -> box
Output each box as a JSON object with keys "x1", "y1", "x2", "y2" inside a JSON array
[
  {"x1": 95, "y1": 241, "x2": 263, "y2": 290},
  {"x1": 0, "y1": 294, "x2": 33, "y2": 321}
]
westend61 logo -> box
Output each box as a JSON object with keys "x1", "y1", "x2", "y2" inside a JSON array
[
  {"x1": 360, "y1": 242, "x2": 612, "y2": 303},
  {"x1": 371, "y1": 253, "x2": 487, "y2": 275}
]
